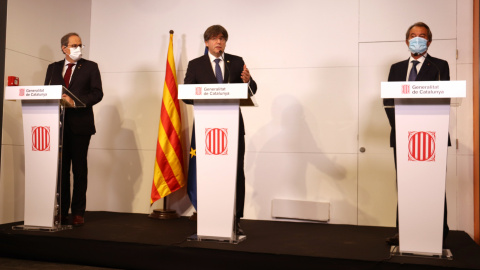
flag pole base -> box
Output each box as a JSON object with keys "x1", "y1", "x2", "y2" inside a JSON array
[{"x1": 148, "y1": 209, "x2": 179, "y2": 220}]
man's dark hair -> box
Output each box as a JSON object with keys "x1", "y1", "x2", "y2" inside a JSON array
[
  {"x1": 405, "y1": 22, "x2": 432, "y2": 42},
  {"x1": 203, "y1": 25, "x2": 228, "y2": 42},
  {"x1": 61, "y1": 32, "x2": 80, "y2": 48}
]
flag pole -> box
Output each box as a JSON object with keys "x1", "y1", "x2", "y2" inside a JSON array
[{"x1": 149, "y1": 196, "x2": 179, "y2": 219}]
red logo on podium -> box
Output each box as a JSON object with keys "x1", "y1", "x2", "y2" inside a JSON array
[
  {"x1": 401, "y1": 85, "x2": 410, "y2": 94},
  {"x1": 195, "y1": 87, "x2": 202, "y2": 95},
  {"x1": 32, "y1": 126, "x2": 51, "y2": 151},
  {"x1": 205, "y1": 128, "x2": 228, "y2": 155},
  {"x1": 408, "y1": 131, "x2": 435, "y2": 161},
  {"x1": 19, "y1": 89, "x2": 25, "y2": 96}
]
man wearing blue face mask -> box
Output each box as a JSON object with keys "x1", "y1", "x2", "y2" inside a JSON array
[{"x1": 384, "y1": 22, "x2": 450, "y2": 246}]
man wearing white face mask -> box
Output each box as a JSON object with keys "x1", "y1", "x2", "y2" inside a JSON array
[
  {"x1": 44, "y1": 32, "x2": 103, "y2": 226},
  {"x1": 383, "y1": 22, "x2": 450, "y2": 246}
]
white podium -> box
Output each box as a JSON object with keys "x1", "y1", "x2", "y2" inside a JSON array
[
  {"x1": 4, "y1": 85, "x2": 84, "y2": 231},
  {"x1": 381, "y1": 80, "x2": 466, "y2": 257},
  {"x1": 179, "y1": 83, "x2": 255, "y2": 243}
]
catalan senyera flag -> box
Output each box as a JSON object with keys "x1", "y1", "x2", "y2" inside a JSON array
[{"x1": 151, "y1": 30, "x2": 185, "y2": 205}]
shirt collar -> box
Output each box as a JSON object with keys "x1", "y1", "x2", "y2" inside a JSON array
[
  {"x1": 64, "y1": 59, "x2": 77, "y2": 66},
  {"x1": 408, "y1": 53, "x2": 428, "y2": 64},
  {"x1": 208, "y1": 51, "x2": 225, "y2": 63}
]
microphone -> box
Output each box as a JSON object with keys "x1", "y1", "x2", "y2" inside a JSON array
[
  {"x1": 219, "y1": 50, "x2": 231, "y2": 84},
  {"x1": 220, "y1": 50, "x2": 255, "y2": 97},
  {"x1": 421, "y1": 54, "x2": 441, "y2": 81}
]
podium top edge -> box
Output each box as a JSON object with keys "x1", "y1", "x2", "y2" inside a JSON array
[
  {"x1": 381, "y1": 81, "x2": 466, "y2": 99},
  {"x1": 178, "y1": 83, "x2": 249, "y2": 100},
  {"x1": 5, "y1": 85, "x2": 64, "y2": 100}
]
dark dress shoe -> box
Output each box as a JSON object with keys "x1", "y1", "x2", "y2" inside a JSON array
[
  {"x1": 61, "y1": 215, "x2": 69, "y2": 225},
  {"x1": 73, "y1": 215, "x2": 84, "y2": 226},
  {"x1": 386, "y1": 233, "x2": 399, "y2": 246},
  {"x1": 236, "y1": 227, "x2": 245, "y2": 236},
  {"x1": 235, "y1": 220, "x2": 245, "y2": 235}
]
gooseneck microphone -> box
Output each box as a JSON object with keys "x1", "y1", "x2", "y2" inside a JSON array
[
  {"x1": 219, "y1": 50, "x2": 231, "y2": 84},
  {"x1": 220, "y1": 50, "x2": 255, "y2": 97}
]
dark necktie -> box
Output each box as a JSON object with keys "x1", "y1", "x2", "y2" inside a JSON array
[
  {"x1": 64, "y1": 63, "x2": 75, "y2": 88},
  {"x1": 408, "y1": 60, "x2": 420, "y2": 81},
  {"x1": 214, "y1": 58, "x2": 223, "y2": 83}
]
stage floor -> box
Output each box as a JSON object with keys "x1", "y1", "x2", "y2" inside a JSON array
[{"x1": 1, "y1": 211, "x2": 479, "y2": 270}]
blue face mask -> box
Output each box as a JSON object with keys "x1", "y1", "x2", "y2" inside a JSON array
[{"x1": 408, "y1": 37, "x2": 428, "y2": 55}]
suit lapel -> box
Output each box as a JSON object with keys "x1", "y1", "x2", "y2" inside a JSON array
[
  {"x1": 223, "y1": 54, "x2": 231, "y2": 83},
  {"x1": 54, "y1": 61, "x2": 66, "y2": 86},
  {"x1": 416, "y1": 55, "x2": 433, "y2": 81},
  {"x1": 200, "y1": 54, "x2": 218, "y2": 83},
  {"x1": 398, "y1": 59, "x2": 409, "y2": 81},
  {"x1": 68, "y1": 59, "x2": 85, "y2": 88}
]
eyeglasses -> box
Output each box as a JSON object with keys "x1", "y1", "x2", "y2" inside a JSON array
[{"x1": 67, "y1": 44, "x2": 85, "y2": 49}]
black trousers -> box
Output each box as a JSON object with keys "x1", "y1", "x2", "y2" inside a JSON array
[
  {"x1": 393, "y1": 147, "x2": 449, "y2": 239},
  {"x1": 61, "y1": 126, "x2": 92, "y2": 217},
  {"x1": 236, "y1": 134, "x2": 245, "y2": 219}
]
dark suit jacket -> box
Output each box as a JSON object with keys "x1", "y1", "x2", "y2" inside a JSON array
[
  {"x1": 383, "y1": 54, "x2": 450, "y2": 147},
  {"x1": 44, "y1": 58, "x2": 103, "y2": 135},
  {"x1": 183, "y1": 53, "x2": 258, "y2": 135}
]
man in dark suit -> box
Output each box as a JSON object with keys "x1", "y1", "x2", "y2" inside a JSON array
[
  {"x1": 384, "y1": 22, "x2": 450, "y2": 245},
  {"x1": 44, "y1": 32, "x2": 103, "y2": 226},
  {"x1": 184, "y1": 25, "x2": 257, "y2": 234}
]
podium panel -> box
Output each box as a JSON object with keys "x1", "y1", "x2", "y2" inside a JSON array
[
  {"x1": 21, "y1": 100, "x2": 61, "y2": 227},
  {"x1": 179, "y1": 83, "x2": 251, "y2": 243},
  {"x1": 395, "y1": 99, "x2": 449, "y2": 255},
  {"x1": 382, "y1": 80, "x2": 465, "y2": 257},
  {"x1": 195, "y1": 100, "x2": 239, "y2": 240}
]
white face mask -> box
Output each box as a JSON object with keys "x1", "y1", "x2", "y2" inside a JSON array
[{"x1": 69, "y1": 47, "x2": 83, "y2": 61}]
